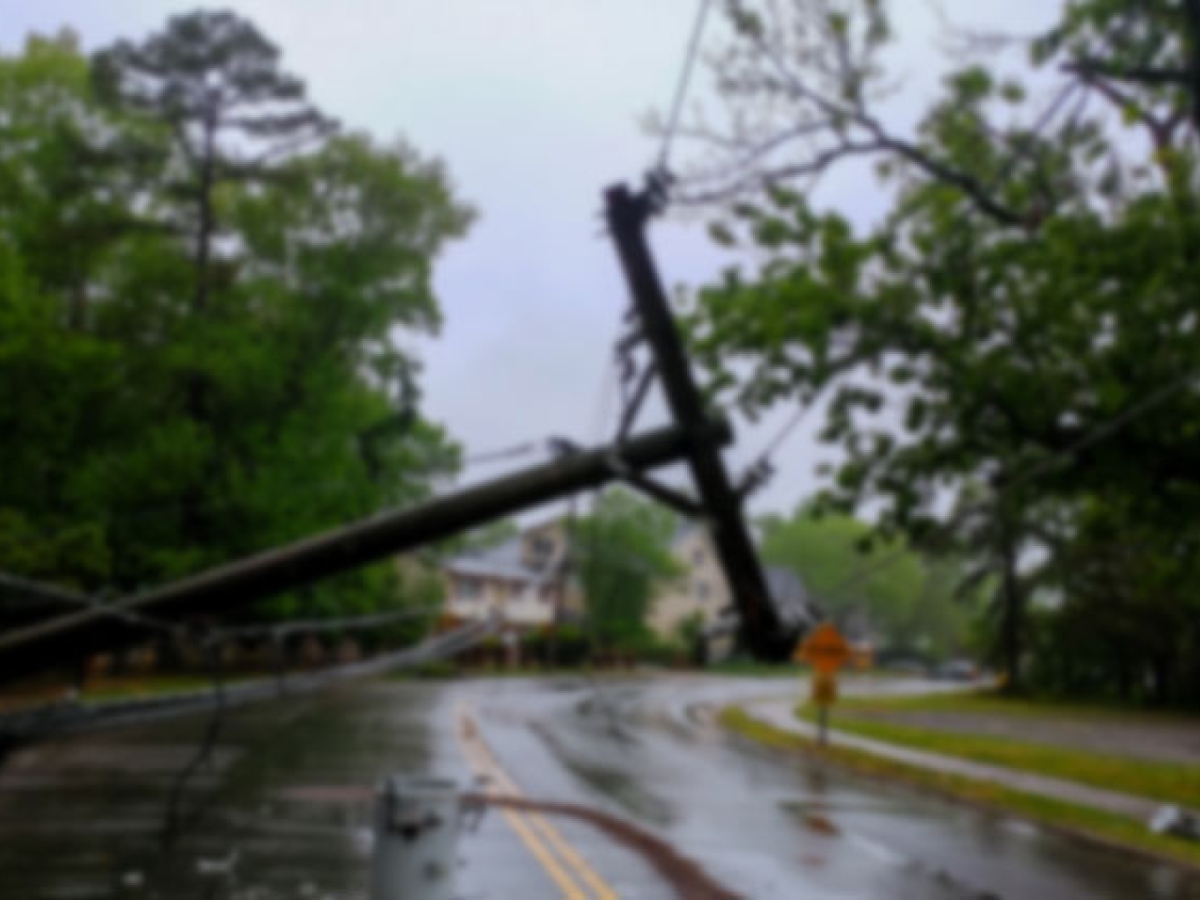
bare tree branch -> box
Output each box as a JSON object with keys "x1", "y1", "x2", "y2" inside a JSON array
[{"x1": 1065, "y1": 58, "x2": 1190, "y2": 87}]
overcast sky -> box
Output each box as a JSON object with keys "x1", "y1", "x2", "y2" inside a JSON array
[{"x1": 3, "y1": 0, "x2": 1058, "y2": 521}]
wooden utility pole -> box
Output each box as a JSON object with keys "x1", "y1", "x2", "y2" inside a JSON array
[
  {"x1": 605, "y1": 183, "x2": 800, "y2": 660},
  {"x1": 0, "y1": 421, "x2": 726, "y2": 685}
]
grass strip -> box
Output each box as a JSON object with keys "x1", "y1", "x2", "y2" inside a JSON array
[
  {"x1": 802, "y1": 701, "x2": 1200, "y2": 809},
  {"x1": 836, "y1": 688, "x2": 1200, "y2": 724},
  {"x1": 80, "y1": 674, "x2": 248, "y2": 703},
  {"x1": 719, "y1": 705, "x2": 1200, "y2": 871}
]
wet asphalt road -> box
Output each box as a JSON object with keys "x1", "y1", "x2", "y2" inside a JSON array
[{"x1": 1, "y1": 675, "x2": 1199, "y2": 899}]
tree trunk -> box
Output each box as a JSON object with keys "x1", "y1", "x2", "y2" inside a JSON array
[
  {"x1": 193, "y1": 107, "x2": 217, "y2": 315},
  {"x1": 1149, "y1": 653, "x2": 1173, "y2": 706},
  {"x1": 1185, "y1": 0, "x2": 1200, "y2": 136},
  {"x1": 1116, "y1": 649, "x2": 1132, "y2": 701},
  {"x1": 999, "y1": 533, "x2": 1024, "y2": 694}
]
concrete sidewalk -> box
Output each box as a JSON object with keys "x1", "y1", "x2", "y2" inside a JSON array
[{"x1": 742, "y1": 696, "x2": 1160, "y2": 821}]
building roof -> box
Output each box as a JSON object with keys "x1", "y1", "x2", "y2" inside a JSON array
[
  {"x1": 444, "y1": 537, "x2": 539, "y2": 581},
  {"x1": 444, "y1": 528, "x2": 575, "y2": 587},
  {"x1": 703, "y1": 564, "x2": 815, "y2": 639}
]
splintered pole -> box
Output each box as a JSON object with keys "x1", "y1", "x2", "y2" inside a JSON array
[
  {"x1": 605, "y1": 183, "x2": 793, "y2": 661},
  {"x1": 0, "y1": 421, "x2": 726, "y2": 685}
]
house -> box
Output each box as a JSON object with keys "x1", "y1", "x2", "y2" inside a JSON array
[
  {"x1": 440, "y1": 516, "x2": 814, "y2": 645},
  {"x1": 441, "y1": 517, "x2": 584, "y2": 629},
  {"x1": 650, "y1": 524, "x2": 814, "y2": 645},
  {"x1": 648, "y1": 523, "x2": 732, "y2": 639}
]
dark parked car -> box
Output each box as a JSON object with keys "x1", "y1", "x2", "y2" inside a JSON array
[{"x1": 936, "y1": 660, "x2": 978, "y2": 681}]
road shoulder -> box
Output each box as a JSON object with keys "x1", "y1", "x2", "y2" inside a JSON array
[{"x1": 721, "y1": 697, "x2": 1200, "y2": 872}]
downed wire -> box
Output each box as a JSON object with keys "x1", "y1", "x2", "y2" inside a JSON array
[
  {"x1": 160, "y1": 638, "x2": 226, "y2": 850},
  {"x1": 219, "y1": 604, "x2": 440, "y2": 640},
  {"x1": 0, "y1": 620, "x2": 493, "y2": 747},
  {"x1": 816, "y1": 368, "x2": 1200, "y2": 606}
]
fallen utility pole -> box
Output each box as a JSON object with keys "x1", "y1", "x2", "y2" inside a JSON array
[
  {"x1": 605, "y1": 182, "x2": 803, "y2": 660},
  {"x1": 0, "y1": 421, "x2": 727, "y2": 685}
]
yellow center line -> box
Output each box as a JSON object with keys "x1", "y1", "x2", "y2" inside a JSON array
[
  {"x1": 528, "y1": 813, "x2": 620, "y2": 900},
  {"x1": 456, "y1": 705, "x2": 588, "y2": 900},
  {"x1": 465, "y1": 727, "x2": 618, "y2": 900},
  {"x1": 499, "y1": 805, "x2": 591, "y2": 900}
]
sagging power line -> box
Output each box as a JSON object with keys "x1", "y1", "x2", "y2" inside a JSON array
[{"x1": 816, "y1": 367, "x2": 1200, "y2": 606}]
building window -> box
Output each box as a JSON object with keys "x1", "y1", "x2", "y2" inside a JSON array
[
  {"x1": 693, "y1": 579, "x2": 710, "y2": 600},
  {"x1": 540, "y1": 584, "x2": 557, "y2": 604},
  {"x1": 528, "y1": 535, "x2": 555, "y2": 567},
  {"x1": 456, "y1": 577, "x2": 482, "y2": 600}
]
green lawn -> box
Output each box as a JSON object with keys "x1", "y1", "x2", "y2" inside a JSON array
[
  {"x1": 799, "y1": 696, "x2": 1200, "y2": 810},
  {"x1": 719, "y1": 706, "x2": 1200, "y2": 871},
  {"x1": 80, "y1": 674, "x2": 246, "y2": 703},
  {"x1": 706, "y1": 661, "x2": 903, "y2": 678},
  {"x1": 835, "y1": 688, "x2": 1200, "y2": 724}
]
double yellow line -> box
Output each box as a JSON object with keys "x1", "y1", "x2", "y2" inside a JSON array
[{"x1": 456, "y1": 703, "x2": 618, "y2": 900}]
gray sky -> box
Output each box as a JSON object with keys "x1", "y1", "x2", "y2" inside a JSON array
[{"x1": 3, "y1": 0, "x2": 1058, "y2": 520}]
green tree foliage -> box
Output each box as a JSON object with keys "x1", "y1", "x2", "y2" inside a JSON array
[
  {"x1": 677, "y1": 0, "x2": 1200, "y2": 701},
  {"x1": 0, "y1": 16, "x2": 471, "y2": 620},
  {"x1": 575, "y1": 489, "x2": 681, "y2": 650},
  {"x1": 758, "y1": 507, "x2": 973, "y2": 662}
]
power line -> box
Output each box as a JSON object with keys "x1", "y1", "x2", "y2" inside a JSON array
[
  {"x1": 593, "y1": 350, "x2": 619, "y2": 443},
  {"x1": 0, "y1": 571, "x2": 182, "y2": 636},
  {"x1": 219, "y1": 604, "x2": 440, "y2": 640},
  {"x1": 995, "y1": 369, "x2": 1199, "y2": 497},
  {"x1": 657, "y1": 0, "x2": 716, "y2": 173},
  {"x1": 816, "y1": 368, "x2": 1200, "y2": 605},
  {"x1": 462, "y1": 441, "x2": 543, "y2": 468},
  {"x1": 0, "y1": 620, "x2": 493, "y2": 746},
  {"x1": 757, "y1": 401, "x2": 814, "y2": 464},
  {"x1": 737, "y1": 399, "x2": 815, "y2": 498}
]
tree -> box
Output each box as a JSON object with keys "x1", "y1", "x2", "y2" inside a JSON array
[
  {"x1": 676, "y1": 0, "x2": 1200, "y2": 696},
  {"x1": 674, "y1": 610, "x2": 707, "y2": 662},
  {"x1": 0, "y1": 17, "x2": 471, "y2": 625},
  {"x1": 0, "y1": 31, "x2": 158, "y2": 589},
  {"x1": 575, "y1": 489, "x2": 681, "y2": 651},
  {"x1": 758, "y1": 507, "x2": 973, "y2": 662},
  {"x1": 93, "y1": 10, "x2": 335, "y2": 315}
]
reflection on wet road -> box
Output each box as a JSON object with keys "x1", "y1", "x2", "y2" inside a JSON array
[{"x1": 1, "y1": 675, "x2": 1198, "y2": 899}]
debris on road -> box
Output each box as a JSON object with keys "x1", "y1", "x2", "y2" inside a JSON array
[
  {"x1": 474, "y1": 793, "x2": 742, "y2": 900},
  {"x1": 1150, "y1": 806, "x2": 1200, "y2": 841}
]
